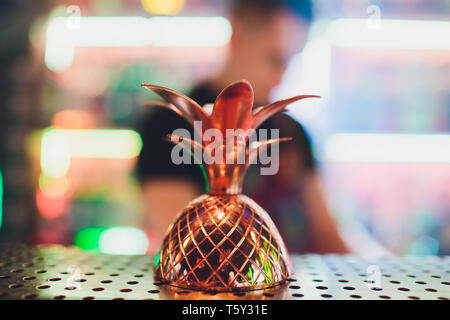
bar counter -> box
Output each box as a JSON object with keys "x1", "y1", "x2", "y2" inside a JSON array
[{"x1": 0, "y1": 245, "x2": 448, "y2": 300}]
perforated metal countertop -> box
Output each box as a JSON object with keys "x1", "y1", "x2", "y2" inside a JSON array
[{"x1": 0, "y1": 244, "x2": 448, "y2": 300}]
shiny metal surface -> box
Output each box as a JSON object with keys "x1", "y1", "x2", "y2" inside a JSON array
[
  {"x1": 142, "y1": 79, "x2": 317, "y2": 195},
  {"x1": 0, "y1": 244, "x2": 448, "y2": 300},
  {"x1": 154, "y1": 194, "x2": 290, "y2": 291}
]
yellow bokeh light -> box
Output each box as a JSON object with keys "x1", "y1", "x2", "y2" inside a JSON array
[
  {"x1": 141, "y1": 0, "x2": 185, "y2": 15},
  {"x1": 39, "y1": 173, "x2": 70, "y2": 198}
]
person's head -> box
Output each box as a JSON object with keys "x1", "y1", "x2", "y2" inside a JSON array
[{"x1": 227, "y1": 0, "x2": 313, "y2": 104}]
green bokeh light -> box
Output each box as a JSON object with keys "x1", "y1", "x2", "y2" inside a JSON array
[
  {"x1": 155, "y1": 248, "x2": 161, "y2": 268},
  {"x1": 0, "y1": 170, "x2": 3, "y2": 230},
  {"x1": 74, "y1": 227, "x2": 107, "y2": 252}
]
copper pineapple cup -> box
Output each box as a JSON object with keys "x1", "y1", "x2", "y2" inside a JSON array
[{"x1": 142, "y1": 80, "x2": 318, "y2": 291}]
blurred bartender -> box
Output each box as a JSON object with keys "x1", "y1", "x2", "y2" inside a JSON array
[{"x1": 137, "y1": 0, "x2": 348, "y2": 254}]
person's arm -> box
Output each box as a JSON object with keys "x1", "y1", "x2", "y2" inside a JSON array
[
  {"x1": 300, "y1": 170, "x2": 349, "y2": 254},
  {"x1": 136, "y1": 108, "x2": 206, "y2": 238},
  {"x1": 141, "y1": 178, "x2": 201, "y2": 238}
]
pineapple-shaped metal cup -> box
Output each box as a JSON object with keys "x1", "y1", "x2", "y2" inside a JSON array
[{"x1": 142, "y1": 80, "x2": 318, "y2": 291}]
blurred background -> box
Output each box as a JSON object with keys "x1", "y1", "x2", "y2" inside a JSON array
[{"x1": 0, "y1": 0, "x2": 448, "y2": 256}]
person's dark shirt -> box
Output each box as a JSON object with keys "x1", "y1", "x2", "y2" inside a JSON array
[{"x1": 137, "y1": 83, "x2": 316, "y2": 253}]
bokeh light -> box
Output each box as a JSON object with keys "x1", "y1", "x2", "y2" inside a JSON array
[
  {"x1": 38, "y1": 174, "x2": 70, "y2": 198},
  {"x1": 141, "y1": 0, "x2": 185, "y2": 15},
  {"x1": 40, "y1": 128, "x2": 71, "y2": 178},
  {"x1": 74, "y1": 227, "x2": 108, "y2": 252},
  {"x1": 99, "y1": 226, "x2": 149, "y2": 255},
  {"x1": 0, "y1": 170, "x2": 3, "y2": 230},
  {"x1": 45, "y1": 16, "x2": 231, "y2": 72},
  {"x1": 36, "y1": 190, "x2": 68, "y2": 220},
  {"x1": 41, "y1": 128, "x2": 142, "y2": 164},
  {"x1": 52, "y1": 110, "x2": 97, "y2": 129}
]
